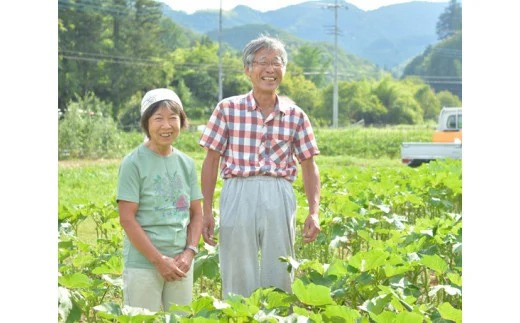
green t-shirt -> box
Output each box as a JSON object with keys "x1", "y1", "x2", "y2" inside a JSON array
[{"x1": 117, "y1": 144, "x2": 203, "y2": 269}]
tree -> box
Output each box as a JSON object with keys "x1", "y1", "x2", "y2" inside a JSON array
[
  {"x1": 414, "y1": 85, "x2": 441, "y2": 121},
  {"x1": 373, "y1": 77, "x2": 424, "y2": 125},
  {"x1": 436, "y1": 0, "x2": 462, "y2": 40},
  {"x1": 345, "y1": 81, "x2": 387, "y2": 125},
  {"x1": 291, "y1": 44, "x2": 331, "y2": 88},
  {"x1": 278, "y1": 71, "x2": 321, "y2": 123},
  {"x1": 436, "y1": 90, "x2": 462, "y2": 108},
  {"x1": 58, "y1": 0, "x2": 200, "y2": 116}
]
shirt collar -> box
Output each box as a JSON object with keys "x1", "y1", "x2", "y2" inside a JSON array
[{"x1": 246, "y1": 90, "x2": 288, "y2": 116}]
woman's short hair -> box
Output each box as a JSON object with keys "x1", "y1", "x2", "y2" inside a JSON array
[{"x1": 140, "y1": 100, "x2": 188, "y2": 138}]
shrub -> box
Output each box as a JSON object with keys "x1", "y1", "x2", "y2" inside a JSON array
[{"x1": 59, "y1": 93, "x2": 124, "y2": 159}]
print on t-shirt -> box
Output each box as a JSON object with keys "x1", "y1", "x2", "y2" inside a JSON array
[{"x1": 152, "y1": 171, "x2": 189, "y2": 217}]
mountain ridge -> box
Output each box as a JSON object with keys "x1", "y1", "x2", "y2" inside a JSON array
[{"x1": 161, "y1": 1, "x2": 448, "y2": 68}]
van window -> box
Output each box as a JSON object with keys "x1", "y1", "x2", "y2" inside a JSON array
[{"x1": 446, "y1": 114, "x2": 462, "y2": 130}]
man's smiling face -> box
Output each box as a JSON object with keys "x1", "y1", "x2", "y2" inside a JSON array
[{"x1": 245, "y1": 48, "x2": 286, "y2": 95}]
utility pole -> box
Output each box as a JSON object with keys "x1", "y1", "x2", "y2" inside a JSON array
[
  {"x1": 218, "y1": 0, "x2": 223, "y2": 101},
  {"x1": 324, "y1": 0, "x2": 347, "y2": 128}
]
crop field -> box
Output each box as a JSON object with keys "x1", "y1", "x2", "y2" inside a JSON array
[{"x1": 58, "y1": 127, "x2": 461, "y2": 322}]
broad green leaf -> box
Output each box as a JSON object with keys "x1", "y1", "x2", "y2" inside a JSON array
[
  {"x1": 292, "y1": 279, "x2": 335, "y2": 306},
  {"x1": 266, "y1": 290, "x2": 293, "y2": 309},
  {"x1": 452, "y1": 242, "x2": 462, "y2": 254},
  {"x1": 428, "y1": 285, "x2": 462, "y2": 297},
  {"x1": 58, "y1": 272, "x2": 92, "y2": 289},
  {"x1": 72, "y1": 254, "x2": 96, "y2": 268},
  {"x1": 390, "y1": 297, "x2": 406, "y2": 312},
  {"x1": 395, "y1": 311, "x2": 424, "y2": 323},
  {"x1": 191, "y1": 295, "x2": 216, "y2": 315},
  {"x1": 58, "y1": 287, "x2": 82, "y2": 322},
  {"x1": 223, "y1": 294, "x2": 259, "y2": 317},
  {"x1": 420, "y1": 229, "x2": 434, "y2": 237},
  {"x1": 279, "y1": 255, "x2": 301, "y2": 270},
  {"x1": 293, "y1": 306, "x2": 309, "y2": 316},
  {"x1": 384, "y1": 264, "x2": 411, "y2": 277},
  {"x1": 349, "y1": 249, "x2": 389, "y2": 272},
  {"x1": 194, "y1": 253, "x2": 219, "y2": 281},
  {"x1": 121, "y1": 305, "x2": 157, "y2": 316},
  {"x1": 376, "y1": 204, "x2": 391, "y2": 214},
  {"x1": 359, "y1": 294, "x2": 392, "y2": 315},
  {"x1": 438, "y1": 302, "x2": 462, "y2": 323},
  {"x1": 447, "y1": 272, "x2": 462, "y2": 286},
  {"x1": 101, "y1": 274, "x2": 123, "y2": 287},
  {"x1": 293, "y1": 306, "x2": 323, "y2": 322},
  {"x1": 92, "y1": 256, "x2": 123, "y2": 275},
  {"x1": 357, "y1": 230, "x2": 372, "y2": 242},
  {"x1": 298, "y1": 259, "x2": 326, "y2": 275},
  {"x1": 201, "y1": 258, "x2": 219, "y2": 279},
  {"x1": 93, "y1": 303, "x2": 122, "y2": 316},
  {"x1": 188, "y1": 317, "x2": 219, "y2": 323},
  {"x1": 168, "y1": 303, "x2": 192, "y2": 314},
  {"x1": 420, "y1": 254, "x2": 448, "y2": 274},
  {"x1": 370, "y1": 311, "x2": 396, "y2": 323},
  {"x1": 326, "y1": 259, "x2": 349, "y2": 277},
  {"x1": 322, "y1": 305, "x2": 360, "y2": 322},
  {"x1": 58, "y1": 240, "x2": 74, "y2": 250}
]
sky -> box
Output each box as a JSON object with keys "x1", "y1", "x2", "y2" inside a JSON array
[{"x1": 162, "y1": 0, "x2": 449, "y2": 13}]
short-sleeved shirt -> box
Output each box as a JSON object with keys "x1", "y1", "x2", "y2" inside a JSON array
[
  {"x1": 199, "y1": 91, "x2": 319, "y2": 182},
  {"x1": 117, "y1": 144, "x2": 203, "y2": 269}
]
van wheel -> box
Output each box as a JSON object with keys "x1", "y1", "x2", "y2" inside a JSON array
[{"x1": 408, "y1": 159, "x2": 430, "y2": 167}]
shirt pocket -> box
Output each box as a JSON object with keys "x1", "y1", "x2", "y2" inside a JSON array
[{"x1": 269, "y1": 133, "x2": 292, "y2": 165}]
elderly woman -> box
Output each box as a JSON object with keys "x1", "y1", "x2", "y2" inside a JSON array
[{"x1": 117, "y1": 88, "x2": 203, "y2": 311}]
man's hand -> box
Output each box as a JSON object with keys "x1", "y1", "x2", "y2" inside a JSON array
[
  {"x1": 303, "y1": 213, "x2": 320, "y2": 243},
  {"x1": 202, "y1": 215, "x2": 217, "y2": 246}
]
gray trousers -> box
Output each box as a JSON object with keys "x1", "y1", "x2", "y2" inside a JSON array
[{"x1": 219, "y1": 176, "x2": 297, "y2": 298}]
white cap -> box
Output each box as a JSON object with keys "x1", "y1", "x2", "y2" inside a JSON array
[{"x1": 140, "y1": 88, "x2": 183, "y2": 116}]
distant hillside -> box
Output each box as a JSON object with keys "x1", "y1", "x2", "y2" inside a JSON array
[
  {"x1": 161, "y1": 1, "x2": 448, "y2": 68},
  {"x1": 206, "y1": 24, "x2": 302, "y2": 53},
  {"x1": 402, "y1": 32, "x2": 461, "y2": 98},
  {"x1": 206, "y1": 24, "x2": 384, "y2": 81}
]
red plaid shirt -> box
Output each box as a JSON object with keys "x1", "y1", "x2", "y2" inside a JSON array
[{"x1": 199, "y1": 91, "x2": 319, "y2": 182}]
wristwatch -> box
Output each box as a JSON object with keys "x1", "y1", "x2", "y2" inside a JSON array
[{"x1": 185, "y1": 245, "x2": 198, "y2": 255}]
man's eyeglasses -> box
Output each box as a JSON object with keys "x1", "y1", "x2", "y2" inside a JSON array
[{"x1": 253, "y1": 59, "x2": 285, "y2": 69}]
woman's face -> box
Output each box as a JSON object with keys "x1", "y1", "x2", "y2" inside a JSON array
[{"x1": 147, "y1": 105, "x2": 181, "y2": 150}]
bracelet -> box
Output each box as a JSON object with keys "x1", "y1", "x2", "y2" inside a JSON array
[{"x1": 185, "y1": 245, "x2": 198, "y2": 255}]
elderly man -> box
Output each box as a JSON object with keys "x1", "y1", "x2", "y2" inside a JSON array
[{"x1": 199, "y1": 36, "x2": 321, "y2": 298}]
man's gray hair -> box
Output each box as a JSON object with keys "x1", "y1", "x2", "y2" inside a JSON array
[{"x1": 242, "y1": 35, "x2": 288, "y2": 69}]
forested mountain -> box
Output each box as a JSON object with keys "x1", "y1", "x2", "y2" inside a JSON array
[
  {"x1": 205, "y1": 24, "x2": 385, "y2": 81},
  {"x1": 58, "y1": 0, "x2": 461, "y2": 134},
  {"x1": 401, "y1": 0, "x2": 462, "y2": 98},
  {"x1": 402, "y1": 32, "x2": 461, "y2": 98},
  {"x1": 161, "y1": 0, "x2": 449, "y2": 69}
]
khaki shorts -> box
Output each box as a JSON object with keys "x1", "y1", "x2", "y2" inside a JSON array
[{"x1": 123, "y1": 264, "x2": 193, "y2": 312}]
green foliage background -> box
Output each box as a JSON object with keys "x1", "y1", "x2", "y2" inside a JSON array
[{"x1": 59, "y1": 0, "x2": 462, "y2": 147}]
